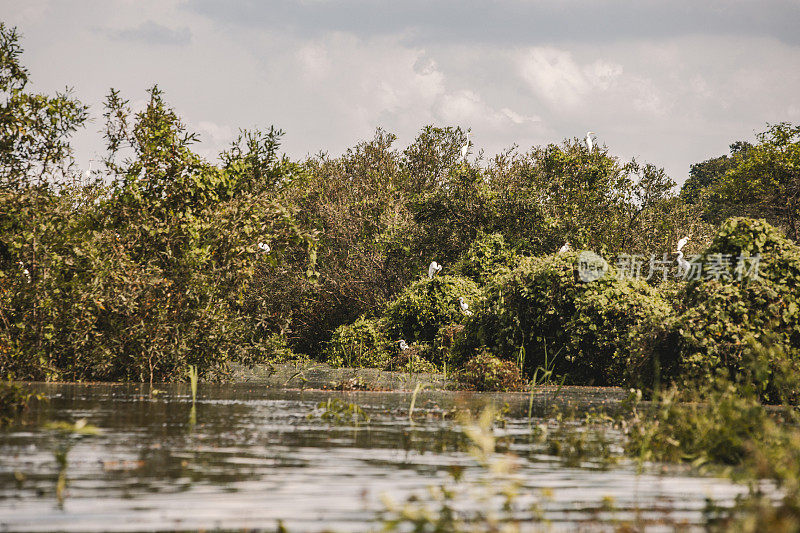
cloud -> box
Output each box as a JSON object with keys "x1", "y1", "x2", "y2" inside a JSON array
[
  {"x1": 3, "y1": 0, "x2": 799, "y2": 185},
  {"x1": 518, "y1": 48, "x2": 623, "y2": 110},
  {"x1": 186, "y1": 0, "x2": 800, "y2": 46},
  {"x1": 108, "y1": 20, "x2": 191, "y2": 46}
]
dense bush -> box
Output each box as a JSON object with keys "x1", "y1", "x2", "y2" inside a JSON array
[
  {"x1": 632, "y1": 218, "x2": 800, "y2": 401},
  {"x1": 5, "y1": 22, "x2": 797, "y2": 388},
  {"x1": 455, "y1": 232, "x2": 517, "y2": 284},
  {"x1": 385, "y1": 275, "x2": 482, "y2": 347},
  {"x1": 454, "y1": 350, "x2": 525, "y2": 391},
  {"x1": 325, "y1": 316, "x2": 394, "y2": 369},
  {"x1": 455, "y1": 252, "x2": 672, "y2": 385}
]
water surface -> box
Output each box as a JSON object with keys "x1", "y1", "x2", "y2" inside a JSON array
[{"x1": 0, "y1": 383, "x2": 746, "y2": 531}]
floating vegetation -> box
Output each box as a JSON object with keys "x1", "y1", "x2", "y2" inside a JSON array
[
  {"x1": 43, "y1": 419, "x2": 100, "y2": 507},
  {"x1": 0, "y1": 380, "x2": 43, "y2": 427},
  {"x1": 308, "y1": 398, "x2": 369, "y2": 425}
]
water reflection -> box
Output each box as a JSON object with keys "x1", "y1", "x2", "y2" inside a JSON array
[{"x1": 0, "y1": 383, "x2": 745, "y2": 531}]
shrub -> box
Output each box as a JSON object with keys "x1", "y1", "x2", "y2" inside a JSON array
[
  {"x1": 455, "y1": 350, "x2": 525, "y2": 391},
  {"x1": 386, "y1": 343, "x2": 439, "y2": 373},
  {"x1": 385, "y1": 275, "x2": 482, "y2": 347},
  {"x1": 325, "y1": 316, "x2": 394, "y2": 368},
  {"x1": 454, "y1": 252, "x2": 671, "y2": 385},
  {"x1": 456, "y1": 232, "x2": 516, "y2": 284},
  {"x1": 635, "y1": 218, "x2": 800, "y2": 401}
]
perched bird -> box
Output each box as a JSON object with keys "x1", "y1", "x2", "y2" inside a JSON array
[
  {"x1": 676, "y1": 250, "x2": 690, "y2": 276},
  {"x1": 558, "y1": 242, "x2": 571, "y2": 254},
  {"x1": 398, "y1": 339, "x2": 409, "y2": 351},
  {"x1": 84, "y1": 161, "x2": 92, "y2": 180},
  {"x1": 675, "y1": 236, "x2": 691, "y2": 276},
  {"x1": 428, "y1": 261, "x2": 442, "y2": 279},
  {"x1": 461, "y1": 132, "x2": 471, "y2": 160},
  {"x1": 458, "y1": 297, "x2": 473, "y2": 316},
  {"x1": 585, "y1": 131, "x2": 595, "y2": 151},
  {"x1": 18, "y1": 261, "x2": 30, "y2": 283},
  {"x1": 258, "y1": 242, "x2": 271, "y2": 253}
]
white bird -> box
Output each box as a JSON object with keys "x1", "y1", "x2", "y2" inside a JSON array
[
  {"x1": 558, "y1": 242, "x2": 571, "y2": 254},
  {"x1": 18, "y1": 261, "x2": 30, "y2": 283},
  {"x1": 398, "y1": 339, "x2": 409, "y2": 351},
  {"x1": 428, "y1": 261, "x2": 442, "y2": 279},
  {"x1": 458, "y1": 297, "x2": 473, "y2": 316},
  {"x1": 84, "y1": 161, "x2": 92, "y2": 180},
  {"x1": 461, "y1": 132, "x2": 471, "y2": 160},
  {"x1": 676, "y1": 250, "x2": 690, "y2": 276},
  {"x1": 677, "y1": 236, "x2": 690, "y2": 252},
  {"x1": 585, "y1": 131, "x2": 595, "y2": 151},
  {"x1": 258, "y1": 242, "x2": 270, "y2": 253}
]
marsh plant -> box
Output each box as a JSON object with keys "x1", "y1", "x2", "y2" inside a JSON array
[
  {"x1": 309, "y1": 397, "x2": 369, "y2": 425},
  {"x1": 43, "y1": 418, "x2": 100, "y2": 507},
  {"x1": 381, "y1": 407, "x2": 542, "y2": 531},
  {"x1": 0, "y1": 380, "x2": 42, "y2": 427}
]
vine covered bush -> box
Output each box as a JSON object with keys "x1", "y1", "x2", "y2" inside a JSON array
[
  {"x1": 454, "y1": 252, "x2": 672, "y2": 385},
  {"x1": 325, "y1": 316, "x2": 394, "y2": 369},
  {"x1": 631, "y1": 218, "x2": 800, "y2": 401},
  {"x1": 384, "y1": 275, "x2": 482, "y2": 346}
]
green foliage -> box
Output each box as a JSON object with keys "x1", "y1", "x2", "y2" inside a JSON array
[
  {"x1": 713, "y1": 123, "x2": 800, "y2": 240},
  {"x1": 624, "y1": 381, "x2": 771, "y2": 466},
  {"x1": 0, "y1": 23, "x2": 88, "y2": 190},
  {"x1": 308, "y1": 397, "x2": 369, "y2": 425},
  {"x1": 633, "y1": 218, "x2": 800, "y2": 401},
  {"x1": 454, "y1": 350, "x2": 525, "y2": 391},
  {"x1": 385, "y1": 275, "x2": 482, "y2": 348},
  {"x1": 455, "y1": 232, "x2": 516, "y2": 283},
  {"x1": 0, "y1": 380, "x2": 39, "y2": 427},
  {"x1": 1, "y1": 64, "x2": 317, "y2": 380},
  {"x1": 455, "y1": 253, "x2": 671, "y2": 385},
  {"x1": 325, "y1": 316, "x2": 393, "y2": 368}
]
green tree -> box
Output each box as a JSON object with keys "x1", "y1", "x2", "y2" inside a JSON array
[
  {"x1": 714, "y1": 124, "x2": 800, "y2": 240},
  {"x1": 0, "y1": 23, "x2": 87, "y2": 190}
]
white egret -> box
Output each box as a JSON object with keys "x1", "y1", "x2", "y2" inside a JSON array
[
  {"x1": 677, "y1": 236, "x2": 690, "y2": 252},
  {"x1": 676, "y1": 250, "x2": 690, "y2": 276},
  {"x1": 461, "y1": 132, "x2": 471, "y2": 160},
  {"x1": 84, "y1": 161, "x2": 92, "y2": 180},
  {"x1": 585, "y1": 131, "x2": 595, "y2": 151},
  {"x1": 18, "y1": 261, "x2": 30, "y2": 283},
  {"x1": 458, "y1": 297, "x2": 473, "y2": 316},
  {"x1": 558, "y1": 241, "x2": 571, "y2": 254},
  {"x1": 258, "y1": 242, "x2": 271, "y2": 253},
  {"x1": 428, "y1": 261, "x2": 442, "y2": 279},
  {"x1": 398, "y1": 339, "x2": 409, "y2": 351}
]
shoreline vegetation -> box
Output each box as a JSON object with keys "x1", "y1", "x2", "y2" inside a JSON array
[{"x1": 3, "y1": 20, "x2": 800, "y2": 529}]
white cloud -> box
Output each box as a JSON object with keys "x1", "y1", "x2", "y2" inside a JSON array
[
  {"x1": 3, "y1": 2, "x2": 799, "y2": 184},
  {"x1": 517, "y1": 47, "x2": 624, "y2": 110}
]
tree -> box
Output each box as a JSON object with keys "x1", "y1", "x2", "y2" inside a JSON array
[
  {"x1": 714, "y1": 123, "x2": 800, "y2": 240},
  {"x1": 0, "y1": 23, "x2": 87, "y2": 190}
]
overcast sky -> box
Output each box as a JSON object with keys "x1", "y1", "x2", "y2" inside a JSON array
[{"x1": 5, "y1": 0, "x2": 800, "y2": 184}]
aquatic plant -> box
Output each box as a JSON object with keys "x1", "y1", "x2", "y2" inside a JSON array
[
  {"x1": 408, "y1": 382, "x2": 427, "y2": 423},
  {"x1": 381, "y1": 407, "x2": 536, "y2": 531},
  {"x1": 44, "y1": 418, "x2": 100, "y2": 507},
  {"x1": 0, "y1": 380, "x2": 42, "y2": 427},
  {"x1": 453, "y1": 350, "x2": 525, "y2": 392},
  {"x1": 309, "y1": 397, "x2": 369, "y2": 425}
]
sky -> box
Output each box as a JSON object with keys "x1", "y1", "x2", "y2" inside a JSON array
[{"x1": 4, "y1": 0, "x2": 800, "y2": 185}]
